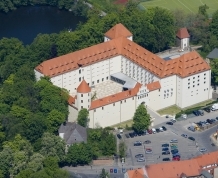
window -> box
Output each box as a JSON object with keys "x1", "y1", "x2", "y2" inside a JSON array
[
  {"x1": 197, "y1": 80, "x2": 199, "y2": 82},
  {"x1": 102, "y1": 107, "x2": 104, "y2": 110},
  {"x1": 197, "y1": 84, "x2": 199, "y2": 86},
  {"x1": 193, "y1": 81, "x2": 195, "y2": 83},
  {"x1": 125, "y1": 100, "x2": 126, "y2": 103},
  {"x1": 81, "y1": 106, "x2": 83, "y2": 109},
  {"x1": 204, "y1": 73, "x2": 206, "y2": 76},
  {"x1": 204, "y1": 81, "x2": 206, "y2": 84},
  {"x1": 113, "y1": 103, "x2": 115, "y2": 106},
  {"x1": 198, "y1": 75, "x2": 200, "y2": 78},
  {"x1": 193, "y1": 77, "x2": 195, "y2": 79},
  {"x1": 97, "y1": 80, "x2": 99, "y2": 83},
  {"x1": 106, "y1": 77, "x2": 108, "y2": 80},
  {"x1": 188, "y1": 78, "x2": 190, "y2": 81},
  {"x1": 188, "y1": 87, "x2": 190, "y2": 89},
  {"x1": 102, "y1": 78, "x2": 104, "y2": 81},
  {"x1": 121, "y1": 101, "x2": 122, "y2": 104},
  {"x1": 188, "y1": 83, "x2": 190, "y2": 85},
  {"x1": 81, "y1": 100, "x2": 83, "y2": 103},
  {"x1": 204, "y1": 77, "x2": 206, "y2": 79},
  {"x1": 81, "y1": 94, "x2": 83, "y2": 97},
  {"x1": 132, "y1": 97, "x2": 134, "y2": 100},
  {"x1": 88, "y1": 99, "x2": 89, "y2": 102},
  {"x1": 79, "y1": 69, "x2": 81, "y2": 74},
  {"x1": 94, "y1": 109, "x2": 96, "y2": 112},
  {"x1": 92, "y1": 81, "x2": 94, "y2": 85},
  {"x1": 193, "y1": 85, "x2": 195, "y2": 87},
  {"x1": 79, "y1": 77, "x2": 81, "y2": 82}
]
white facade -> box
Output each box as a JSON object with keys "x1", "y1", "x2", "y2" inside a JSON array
[
  {"x1": 34, "y1": 24, "x2": 212, "y2": 128},
  {"x1": 180, "y1": 38, "x2": 189, "y2": 50}
]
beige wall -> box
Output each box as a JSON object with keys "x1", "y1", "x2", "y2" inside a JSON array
[
  {"x1": 34, "y1": 69, "x2": 44, "y2": 81},
  {"x1": 148, "y1": 90, "x2": 161, "y2": 111},
  {"x1": 68, "y1": 105, "x2": 78, "y2": 122},
  {"x1": 89, "y1": 97, "x2": 136, "y2": 128}
]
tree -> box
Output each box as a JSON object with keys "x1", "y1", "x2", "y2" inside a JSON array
[
  {"x1": 119, "y1": 141, "x2": 126, "y2": 159},
  {"x1": 210, "y1": 10, "x2": 218, "y2": 37},
  {"x1": 77, "y1": 108, "x2": 89, "y2": 127},
  {"x1": 211, "y1": 58, "x2": 218, "y2": 86},
  {"x1": 26, "y1": 153, "x2": 44, "y2": 172},
  {"x1": 198, "y1": 4, "x2": 209, "y2": 19},
  {"x1": 40, "y1": 133, "x2": 66, "y2": 162},
  {"x1": 47, "y1": 109, "x2": 65, "y2": 133},
  {"x1": 132, "y1": 104, "x2": 150, "y2": 133},
  {"x1": 99, "y1": 168, "x2": 110, "y2": 178}
]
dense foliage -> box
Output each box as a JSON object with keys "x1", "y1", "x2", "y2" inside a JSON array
[
  {"x1": 132, "y1": 104, "x2": 150, "y2": 133},
  {"x1": 0, "y1": 0, "x2": 89, "y2": 16},
  {"x1": 77, "y1": 108, "x2": 89, "y2": 127}
]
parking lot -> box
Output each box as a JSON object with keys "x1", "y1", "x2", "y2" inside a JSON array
[{"x1": 124, "y1": 130, "x2": 202, "y2": 166}]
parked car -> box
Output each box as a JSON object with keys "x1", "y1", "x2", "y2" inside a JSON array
[
  {"x1": 163, "y1": 158, "x2": 170, "y2": 161},
  {"x1": 170, "y1": 139, "x2": 178, "y2": 143},
  {"x1": 117, "y1": 134, "x2": 122, "y2": 139},
  {"x1": 162, "y1": 148, "x2": 169, "y2": 151},
  {"x1": 211, "y1": 119, "x2": 216, "y2": 123},
  {"x1": 162, "y1": 143, "x2": 169, "y2": 147},
  {"x1": 134, "y1": 141, "x2": 142, "y2": 146},
  {"x1": 171, "y1": 145, "x2": 178, "y2": 150},
  {"x1": 147, "y1": 129, "x2": 152, "y2": 134},
  {"x1": 182, "y1": 114, "x2": 187, "y2": 119},
  {"x1": 166, "y1": 122, "x2": 173, "y2": 125},
  {"x1": 145, "y1": 148, "x2": 152, "y2": 154},
  {"x1": 188, "y1": 137, "x2": 195, "y2": 141},
  {"x1": 172, "y1": 153, "x2": 180, "y2": 157},
  {"x1": 207, "y1": 119, "x2": 213, "y2": 124},
  {"x1": 193, "y1": 110, "x2": 200, "y2": 116},
  {"x1": 171, "y1": 119, "x2": 176, "y2": 123},
  {"x1": 199, "y1": 110, "x2": 204, "y2": 116},
  {"x1": 152, "y1": 128, "x2": 156, "y2": 134},
  {"x1": 125, "y1": 134, "x2": 130, "y2": 138},
  {"x1": 162, "y1": 126, "x2": 167, "y2": 131},
  {"x1": 129, "y1": 133, "x2": 134, "y2": 138},
  {"x1": 171, "y1": 149, "x2": 179, "y2": 154},
  {"x1": 172, "y1": 157, "x2": 180, "y2": 161},
  {"x1": 204, "y1": 107, "x2": 211, "y2": 113},
  {"x1": 199, "y1": 148, "x2": 207, "y2": 152},
  {"x1": 181, "y1": 134, "x2": 187, "y2": 138},
  {"x1": 216, "y1": 117, "x2": 218, "y2": 121},
  {"x1": 156, "y1": 128, "x2": 160, "y2": 133},
  {"x1": 137, "y1": 158, "x2": 145, "y2": 162},
  {"x1": 135, "y1": 154, "x2": 144, "y2": 158},
  {"x1": 162, "y1": 151, "x2": 170, "y2": 155},
  {"x1": 159, "y1": 127, "x2": 164, "y2": 132},
  {"x1": 144, "y1": 140, "x2": 151, "y2": 144},
  {"x1": 188, "y1": 126, "x2": 195, "y2": 132}
]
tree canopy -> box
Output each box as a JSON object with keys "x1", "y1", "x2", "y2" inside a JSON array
[
  {"x1": 132, "y1": 104, "x2": 150, "y2": 133},
  {"x1": 77, "y1": 109, "x2": 89, "y2": 127}
]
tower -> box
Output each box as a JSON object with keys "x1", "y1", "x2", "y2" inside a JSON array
[{"x1": 76, "y1": 80, "x2": 91, "y2": 110}]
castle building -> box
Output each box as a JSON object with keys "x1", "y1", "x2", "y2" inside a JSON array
[{"x1": 34, "y1": 23, "x2": 212, "y2": 128}]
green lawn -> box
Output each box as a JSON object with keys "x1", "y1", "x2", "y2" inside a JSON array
[
  {"x1": 157, "y1": 105, "x2": 181, "y2": 116},
  {"x1": 141, "y1": 0, "x2": 218, "y2": 16}
]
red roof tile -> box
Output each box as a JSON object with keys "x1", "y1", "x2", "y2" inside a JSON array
[
  {"x1": 127, "y1": 169, "x2": 145, "y2": 178},
  {"x1": 89, "y1": 83, "x2": 142, "y2": 110},
  {"x1": 68, "y1": 95, "x2": 75, "y2": 106},
  {"x1": 146, "y1": 81, "x2": 161, "y2": 91},
  {"x1": 77, "y1": 80, "x2": 91, "y2": 93},
  {"x1": 104, "y1": 23, "x2": 132, "y2": 39},
  {"x1": 35, "y1": 24, "x2": 210, "y2": 79},
  {"x1": 176, "y1": 28, "x2": 190, "y2": 39}
]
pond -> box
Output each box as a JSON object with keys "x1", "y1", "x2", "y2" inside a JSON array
[{"x1": 0, "y1": 6, "x2": 85, "y2": 44}]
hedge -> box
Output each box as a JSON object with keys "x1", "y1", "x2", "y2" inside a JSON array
[{"x1": 175, "y1": 101, "x2": 218, "y2": 119}]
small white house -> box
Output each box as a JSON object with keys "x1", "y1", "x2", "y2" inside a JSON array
[{"x1": 176, "y1": 28, "x2": 190, "y2": 50}]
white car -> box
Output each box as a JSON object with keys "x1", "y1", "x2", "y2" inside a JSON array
[
  {"x1": 159, "y1": 127, "x2": 164, "y2": 132},
  {"x1": 170, "y1": 139, "x2": 178, "y2": 143},
  {"x1": 182, "y1": 114, "x2": 187, "y2": 119},
  {"x1": 200, "y1": 148, "x2": 207, "y2": 152}
]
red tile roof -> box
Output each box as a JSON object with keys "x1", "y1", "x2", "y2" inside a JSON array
[
  {"x1": 35, "y1": 24, "x2": 210, "y2": 79},
  {"x1": 146, "y1": 159, "x2": 201, "y2": 178},
  {"x1": 104, "y1": 23, "x2": 132, "y2": 39},
  {"x1": 68, "y1": 95, "x2": 75, "y2": 106},
  {"x1": 89, "y1": 83, "x2": 142, "y2": 110},
  {"x1": 126, "y1": 169, "x2": 145, "y2": 178},
  {"x1": 146, "y1": 81, "x2": 161, "y2": 91},
  {"x1": 176, "y1": 28, "x2": 190, "y2": 39},
  {"x1": 77, "y1": 80, "x2": 91, "y2": 93}
]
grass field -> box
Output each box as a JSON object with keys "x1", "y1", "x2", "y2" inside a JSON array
[{"x1": 140, "y1": 0, "x2": 218, "y2": 16}]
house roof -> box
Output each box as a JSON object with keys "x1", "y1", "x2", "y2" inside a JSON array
[
  {"x1": 35, "y1": 24, "x2": 210, "y2": 79},
  {"x1": 77, "y1": 80, "x2": 91, "y2": 93},
  {"x1": 126, "y1": 169, "x2": 145, "y2": 178},
  {"x1": 176, "y1": 28, "x2": 190, "y2": 39},
  {"x1": 194, "y1": 151, "x2": 218, "y2": 167},
  {"x1": 58, "y1": 122, "x2": 87, "y2": 144},
  {"x1": 206, "y1": 48, "x2": 218, "y2": 59},
  {"x1": 146, "y1": 81, "x2": 161, "y2": 91},
  {"x1": 104, "y1": 23, "x2": 132, "y2": 39},
  {"x1": 146, "y1": 159, "x2": 201, "y2": 178},
  {"x1": 68, "y1": 95, "x2": 75, "y2": 105},
  {"x1": 89, "y1": 83, "x2": 142, "y2": 110}
]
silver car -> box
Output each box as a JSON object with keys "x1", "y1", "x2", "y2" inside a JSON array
[
  {"x1": 170, "y1": 139, "x2": 178, "y2": 143},
  {"x1": 137, "y1": 158, "x2": 145, "y2": 162}
]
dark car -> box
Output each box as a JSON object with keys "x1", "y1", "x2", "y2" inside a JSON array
[
  {"x1": 117, "y1": 134, "x2": 122, "y2": 139},
  {"x1": 134, "y1": 141, "x2": 142, "y2": 146},
  {"x1": 162, "y1": 126, "x2": 167, "y2": 131},
  {"x1": 135, "y1": 154, "x2": 144, "y2": 158},
  {"x1": 163, "y1": 158, "x2": 170, "y2": 161},
  {"x1": 193, "y1": 110, "x2": 200, "y2": 116},
  {"x1": 171, "y1": 149, "x2": 179, "y2": 154},
  {"x1": 162, "y1": 144, "x2": 169, "y2": 147},
  {"x1": 144, "y1": 140, "x2": 151, "y2": 144},
  {"x1": 129, "y1": 133, "x2": 134, "y2": 138},
  {"x1": 181, "y1": 134, "x2": 187, "y2": 138},
  {"x1": 156, "y1": 128, "x2": 160, "y2": 133},
  {"x1": 188, "y1": 137, "x2": 195, "y2": 141},
  {"x1": 162, "y1": 151, "x2": 170, "y2": 155},
  {"x1": 204, "y1": 107, "x2": 211, "y2": 113},
  {"x1": 166, "y1": 122, "x2": 173, "y2": 125},
  {"x1": 207, "y1": 119, "x2": 213, "y2": 124},
  {"x1": 125, "y1": 134, "x2": 130, "y2": 138},
  {"x1": 162, "y1": 147, "x2": 169, "y2": 151},
  {"x1": 216, "y1": 117, "x2": 218, "y2": 121}
]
